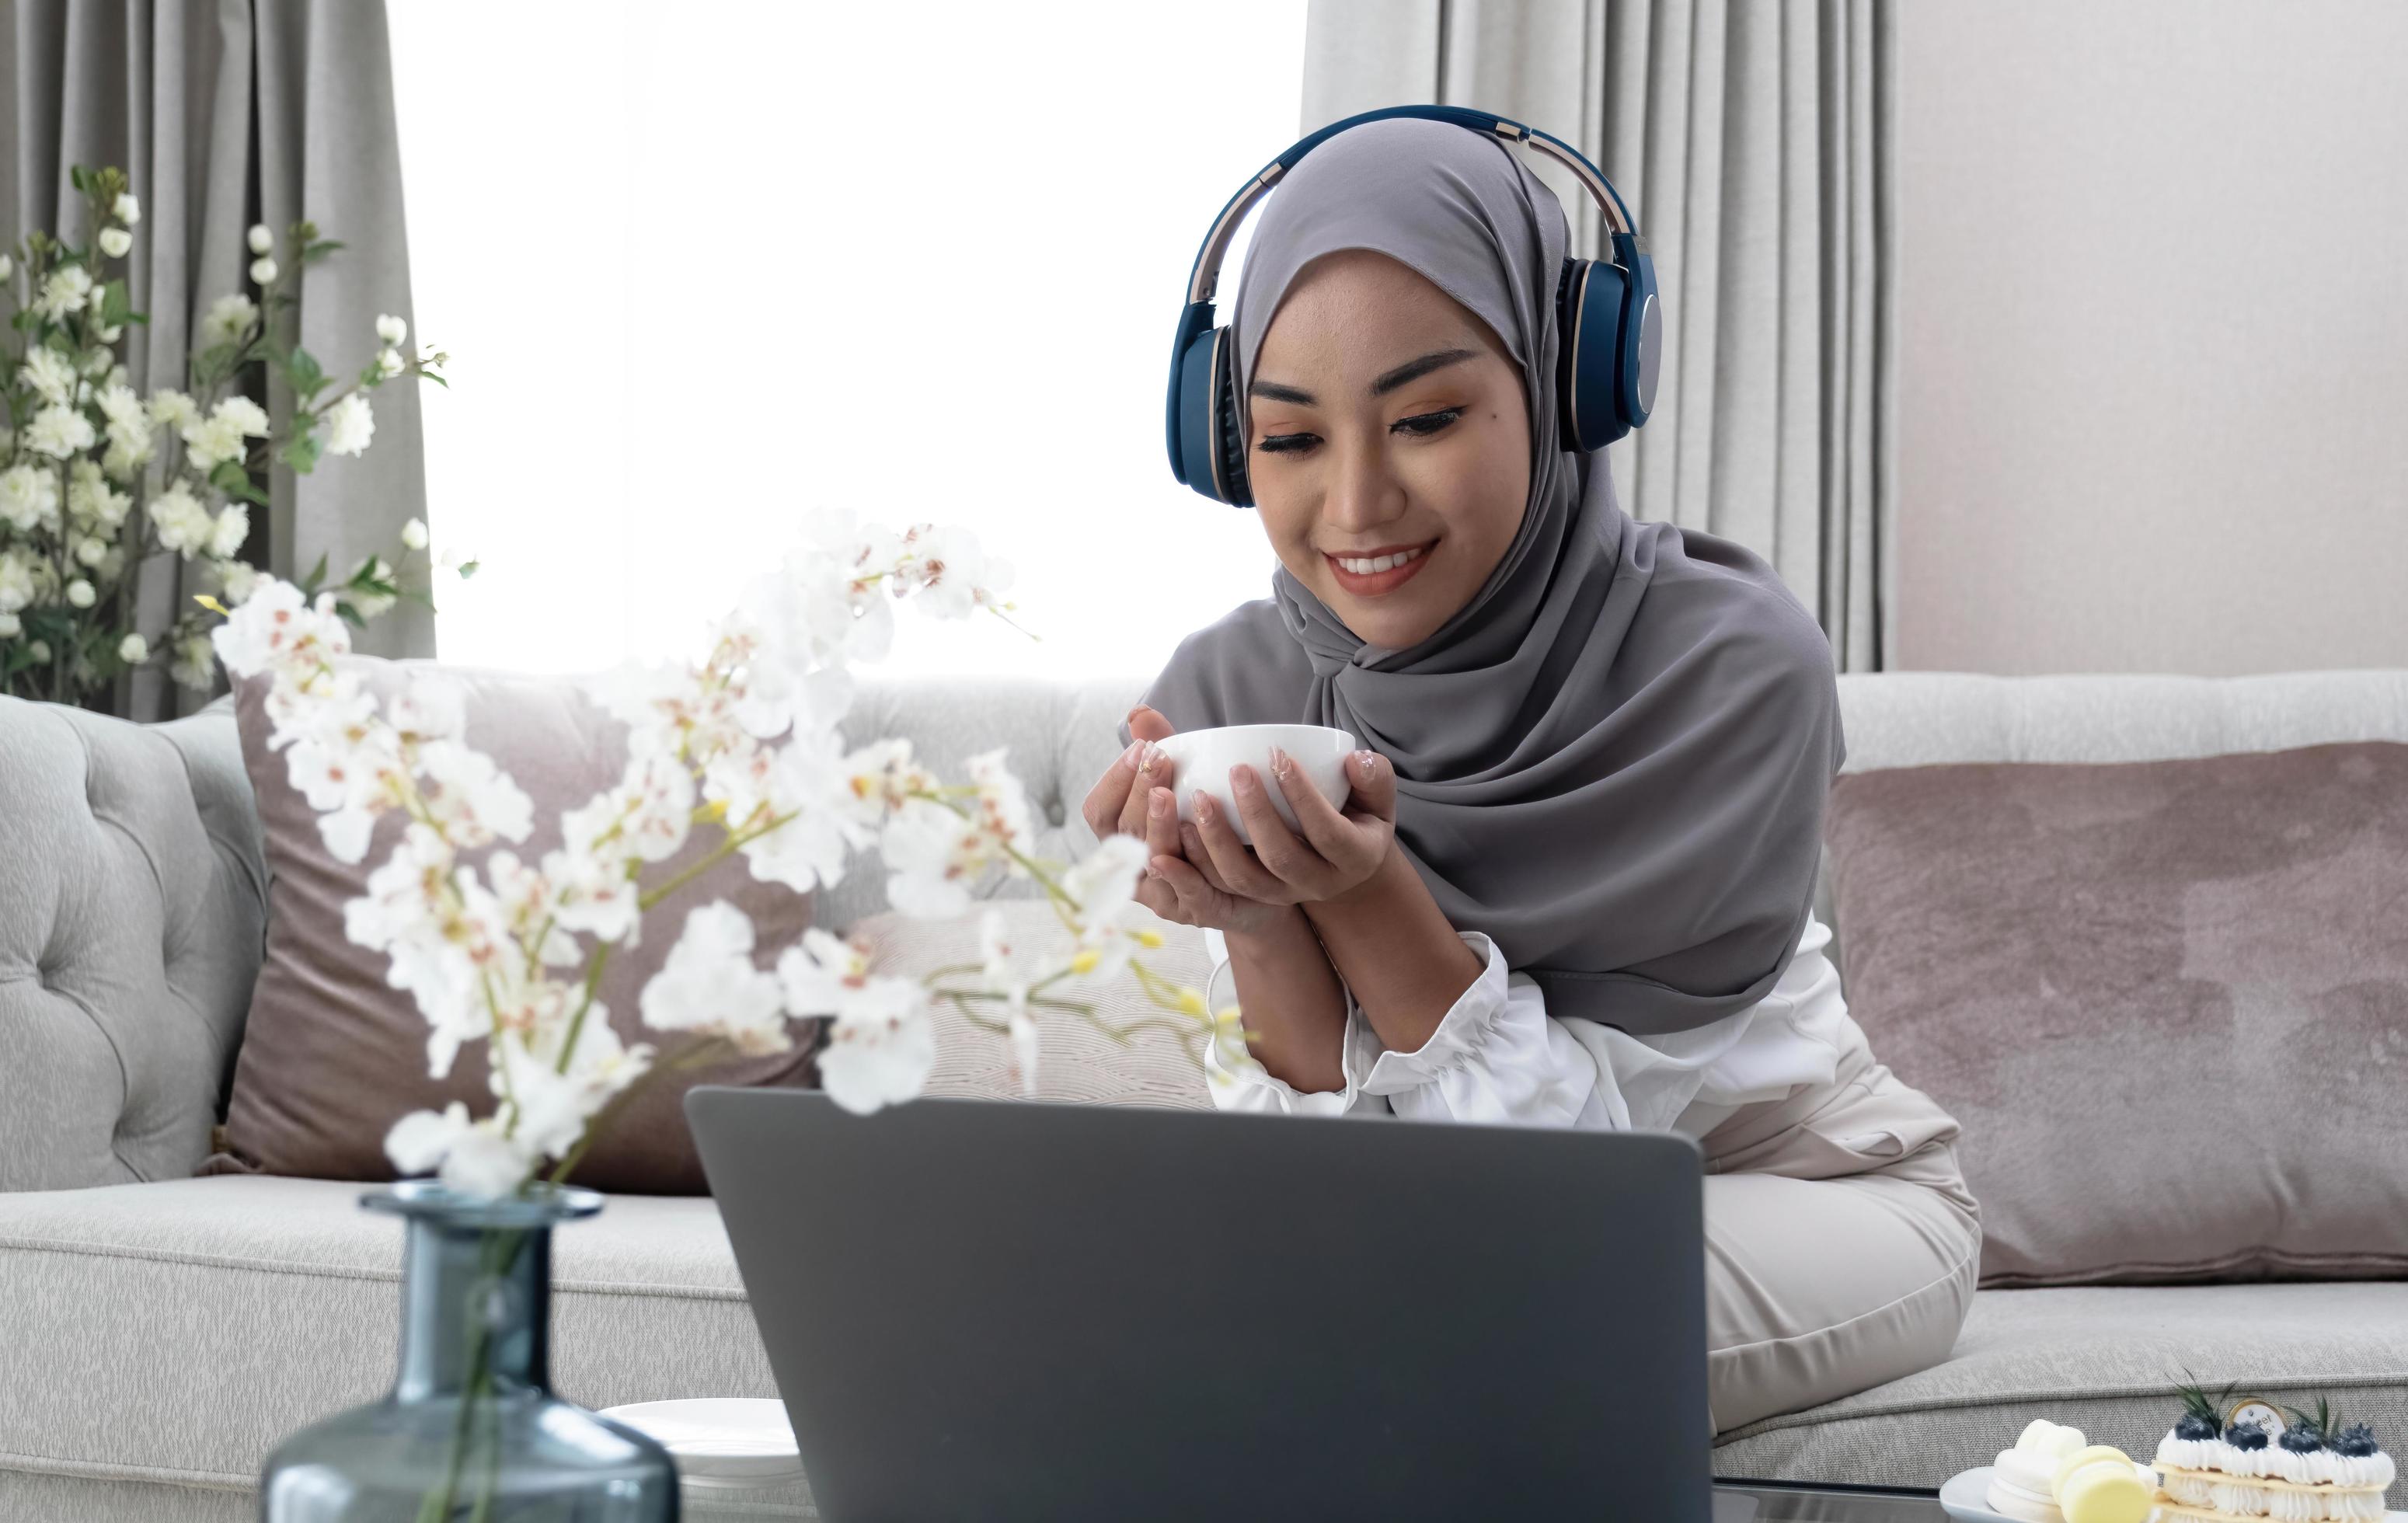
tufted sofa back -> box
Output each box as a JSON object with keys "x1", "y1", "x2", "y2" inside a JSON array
[
  {"x1": 6, "y1": 666, "x2": 2403, "y2": 1193},
  {"x1": 0, "y1": 695, "x2": 266, "y2": 1192}
]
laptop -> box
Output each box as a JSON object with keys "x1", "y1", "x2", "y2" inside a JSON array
[{"x1": 685, "y1": 1086, "x2": 1713, "y2": 1522}]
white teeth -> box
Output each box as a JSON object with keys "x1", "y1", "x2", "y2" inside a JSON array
[{"x1": 1335, "y1": 545, "x2": 1427, "y2": 575}]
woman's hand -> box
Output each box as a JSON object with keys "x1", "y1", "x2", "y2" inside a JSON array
[
  {"x1": 1170, "y1": 742, "x2": 1397, "y2": 912},
  {"x1": 1080, "y1": 705, "x2": 1292, "y2": 935}
]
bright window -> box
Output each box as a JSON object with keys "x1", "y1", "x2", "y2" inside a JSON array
[{"x1": 389, "y1": 2, "x2": 1308, "y2": 678}]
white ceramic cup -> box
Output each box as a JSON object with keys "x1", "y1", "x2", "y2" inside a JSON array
[{"x1": 1149, "y1": 723, "x2": 1358, "y2": 848}]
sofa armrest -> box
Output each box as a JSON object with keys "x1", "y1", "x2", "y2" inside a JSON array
[{"x1": 0, "y1": 696, "x2": 266, "y2": 1191}]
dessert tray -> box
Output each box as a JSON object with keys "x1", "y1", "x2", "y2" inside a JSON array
[{"x1": 1939, "y1": 1383, "x2": 2399, "y2": 1523}]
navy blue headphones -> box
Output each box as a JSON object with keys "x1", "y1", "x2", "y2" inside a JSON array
[{"x1": 1165, "y1": 103, "x2": 1663, "y2": 508}]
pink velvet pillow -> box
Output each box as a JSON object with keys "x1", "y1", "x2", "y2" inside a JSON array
[
  {"x1": 1824, "y1": 740, "x2": 2408, "y2": 1287},
  {"x1": 201, "y1": 657, "x2": 818, "y2": 1194}
]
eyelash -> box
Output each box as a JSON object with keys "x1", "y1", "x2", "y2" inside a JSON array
[{"x1": 1256, "y1": 409, "x2": 1464, "y2": 457}]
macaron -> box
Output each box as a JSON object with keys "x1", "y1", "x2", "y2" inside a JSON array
[{"x1": 2051, "y1": 1445, "x2": 2152, "y2": 1523}]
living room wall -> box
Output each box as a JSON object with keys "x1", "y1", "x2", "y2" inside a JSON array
[{"x1": 1895, "y1": 0, "x2": 2408, "y2": 675}]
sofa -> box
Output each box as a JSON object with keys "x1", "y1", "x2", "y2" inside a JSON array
[{"x1": 2, "y1": 667, "x2": 2404, "y2": 1521}]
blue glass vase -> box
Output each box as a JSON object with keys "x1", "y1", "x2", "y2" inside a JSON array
[{"x1": 260, "y1": 1179, "x2": 681, "y2": 1520}]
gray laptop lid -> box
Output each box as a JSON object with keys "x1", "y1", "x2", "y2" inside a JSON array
[{"x1": 686, "y1": 1086, "x2": 1712, "y2": 1522}]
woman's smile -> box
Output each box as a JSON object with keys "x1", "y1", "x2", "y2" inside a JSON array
[{"x1": 1325, "y1": 538, "x2": 1437, "y2": 597}]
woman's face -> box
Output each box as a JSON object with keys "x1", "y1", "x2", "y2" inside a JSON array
[{"x1": 1245, "y1": 249, "x2": 1532, "y2": 650}]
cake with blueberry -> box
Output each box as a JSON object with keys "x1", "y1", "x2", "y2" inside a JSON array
[{"x1": 2151, "y1": 1384, "x2": 2396, "y2": 1521}]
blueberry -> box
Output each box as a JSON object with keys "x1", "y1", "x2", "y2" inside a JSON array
[
  {"x1": 2175, "y1": 1413, "x2": 2221, "y2": 1441},
  {"x1": 2225, "y1": 1420, "x2": 2270, "y2": 1450},
  {"x1": 2333, "y1": 1424, "x2": 2380, "y2": 1459},
  {"x1": 2279, "y1": 1425, "x2": 2326, "y2": 1454}
]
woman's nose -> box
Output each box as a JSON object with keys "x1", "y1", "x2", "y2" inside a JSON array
[{"x1": 1322, "y1": 437, "x2": 1406, "y2": 532}]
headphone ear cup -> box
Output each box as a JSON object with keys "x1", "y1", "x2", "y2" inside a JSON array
[
  {"x1": 1211, "y1": 328, "x2": 1253, "y2": 507},
  {"x1": 1173, "y1": 322, "x2": 1249, "y2": 505},
  {"x1": 1555, "y1": 258, "x2": 1631, "y2": 452}
]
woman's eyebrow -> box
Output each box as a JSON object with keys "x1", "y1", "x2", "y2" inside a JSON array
[
  {"x1": 1249, "y1": 347, "x2": 1480, "y2": 408},
  {"x1": 1248, "y1": 377, "x2": 1316, "y2": 405},
  {"x1": 1371, "y1": 347, "x2": 1476, "y2": 396}
]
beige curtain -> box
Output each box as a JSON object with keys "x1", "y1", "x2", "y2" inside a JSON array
[
  {"x1": 2, "y1": 0, "x2": 429, "y2": 717},
  {"x1": 1302, "y1": 0, "x2": 1900, "y2": 671}
]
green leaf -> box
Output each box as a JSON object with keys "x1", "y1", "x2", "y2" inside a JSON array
[
  {"x1": 284, "y1": 345, "x2": 326, "y2": 400},
  {"x1": 331, "y1": 600, "x2": 364, "y2": 629},
  {"x1": 279, "y1": 427, "x2": 323, "y2": 474},
  {"x1": 70, "y1": 166, "x2": 87, "y2": 193},
  {"x1": 456, "y1": 559, "x2": 479, "y2": 579},
  {"x1": 301, "y1": 552, "x2": 329, "y2": 594},
  {"x1": 301, "y1": 239, "x2": 345, "y2": 264},
  {"x1": 417, "y1": 370, "x2": 448, "y2": 389},
  {"x1": 99, "y1": 280, "x2": 134, "y2": 328},
  {"x1": 207, "y1": 458, "x2": 270, "y2": 507}
]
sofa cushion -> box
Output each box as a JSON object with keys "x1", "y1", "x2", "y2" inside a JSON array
[
  {"x1": 1711, "y1": 1280, "x2": 2408, "y2": 1500},
  {"x1": 0, "y1": 699, "x2": 265, "y2": 1191},
  {"x1": 0, "y1": 1174, "x2": 812, "y2": 1517},
  {"x1": 7, "y1": 1179, "x2": 2399, "y2": 1510},
  {"x1": 1824, "y1": 740, "x2": 2408, "y2": 1288},
  {"x1": 204, "y1": 658, "x2": 818, "y2": 1196}
]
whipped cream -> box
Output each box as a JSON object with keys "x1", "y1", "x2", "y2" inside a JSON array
[
  {"x1": 2155, "y1": 1426, "x2": 2396, "y2": 1496},
  {"x1": 2157, "y1": 1433, "x2": 2224, "y2": 1472}
]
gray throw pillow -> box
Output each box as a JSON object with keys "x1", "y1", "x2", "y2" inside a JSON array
[
  {"x1": 1823, "y1": 740, "x2": 2408, "y2": 1287},
  {"x1": 201, "y1": 656, "x2": 817, "y2": 1194}
]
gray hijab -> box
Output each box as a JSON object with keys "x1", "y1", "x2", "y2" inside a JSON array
[{"x1": 1125, "y1": 117, "x2": 1845, "y2": 1037}]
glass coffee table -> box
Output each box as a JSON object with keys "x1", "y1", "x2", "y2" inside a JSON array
[{"x1": 1716, "y1": 1478, "x2": 1950, "y2": 1520}]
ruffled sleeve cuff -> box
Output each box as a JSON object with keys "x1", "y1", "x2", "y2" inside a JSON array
[
  {"x1": 1344, "y1": 932, "x2": 1605, "y2": 1130},
  {"x1": 1350, "y1": 930, "x2": 1514, "y2": 1093}
]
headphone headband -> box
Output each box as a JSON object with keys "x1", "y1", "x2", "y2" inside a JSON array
[{"x1": 1183, "y1": 105, "x2": 1642, "y2": 306}]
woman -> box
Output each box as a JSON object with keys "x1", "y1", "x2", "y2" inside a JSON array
[{"x1": 1082, "y1": 117, "x2": 1981, "y2": 1435}]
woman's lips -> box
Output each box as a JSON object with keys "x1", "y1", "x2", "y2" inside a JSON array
[{"x1": 1326, "y1": 541, "x2": 1436, "y2": 598}]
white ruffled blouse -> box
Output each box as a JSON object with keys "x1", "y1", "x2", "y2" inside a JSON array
[{"x1": 1199, "y1": 912, "x2": 1852, "y2": 1139}]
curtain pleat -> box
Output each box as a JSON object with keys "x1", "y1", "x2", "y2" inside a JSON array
[
  {"x1": 1302, "y1": 0, "x2": 1900, "y2": 670},
  {"x1": 3, "y1": 0, "x2": 428, "y2": 718}
]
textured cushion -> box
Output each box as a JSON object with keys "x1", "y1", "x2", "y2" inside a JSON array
[
  {"x1": 7, "y1": 1183, "x2": 2399, "y2": 1513},
  {"x1": 1825, "y1": 741, "x2": 2408, "y2": 1288},
  {"x1": 852, "y1": 898, "x2": 1214, "y2": 1109},
  {"x1": 0, "y1": 697, "x2": 265, "y2": 1191},
  {"x1": 202, "y1": 657, "x2": 817, "y2": 1196},
  {"x1": 0, "y1": 1174, "x2": 810, "y2": 1518},
  {"x1": 1711, "y1": 1280, "x2": 2408, "y2": 1500}
]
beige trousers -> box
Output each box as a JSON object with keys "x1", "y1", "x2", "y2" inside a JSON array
[{"x1": 1693, "y1": 1009, "x2": 1985, "y2": 1434}]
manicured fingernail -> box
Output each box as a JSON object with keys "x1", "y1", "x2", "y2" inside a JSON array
[
  {"x1": 1120, "y1": 740, "x2": 1141, "y2": 767},
  {"x1": 1354, "y1": 750, "x2": 1375, "y2": 781},
  {"x1": 1268, "y1": 745, "x2": 1291, "y2": 777},
  {"x1": 1148, "y1": 789, "x2": 1169, "y2": 817},
  {"x1": 1191, "y1": 789, "x2": 1214, "y2": 819},
  {"x1": 1139, "y1": 742, "x2": 1159, "y2": 774},
  {"x1": 1146, "y1": 862, "x2": 1165, "y2": 880},
  {"x1": 1228, "y1": 765, "x2": 1253, "y2": 792}
]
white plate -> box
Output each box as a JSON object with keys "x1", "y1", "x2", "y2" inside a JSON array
[
  {"x1": 1939, "y1": 1464, "x2": 2406, "y2": 1523},
  {"x1": 1939, "y1": 1467, "x2": 2027, "y2": 1523},
  {"x1": 596, "y1": 1398, "x2": 805, "y2": 1491}
]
